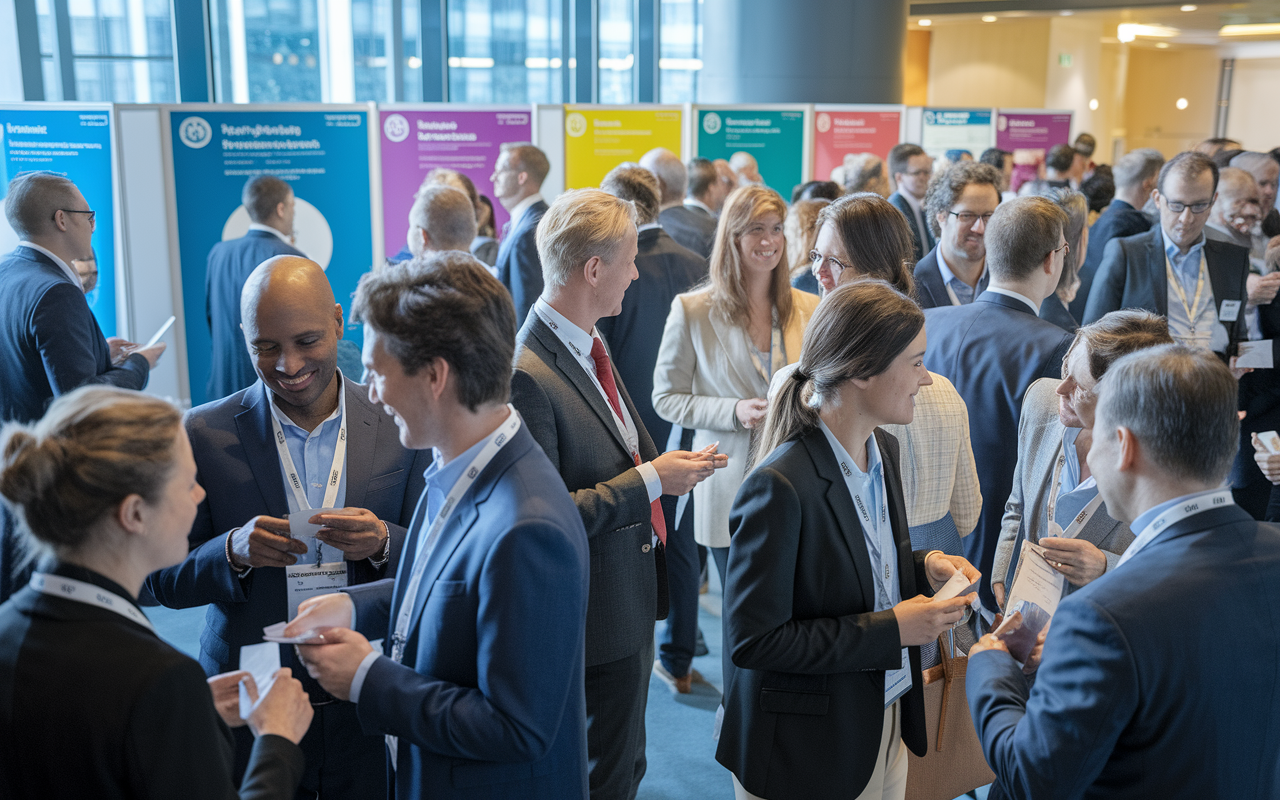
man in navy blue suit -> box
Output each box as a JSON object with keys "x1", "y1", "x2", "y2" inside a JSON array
[
  {"x1": 492, "y1": 143, "x2": 551, "y2": 328},
  {"x1": 0, "y1": 172, "x2": 165, "y2": 601},
  {"x1": 925, "y1": 196, "x2": 1074, "y2": 613},
  {"x1": 288, "y1": 252, "x2": 592, "y2": 799},
  {"x1": 206, "y1": 175, "x2": 304, "y2": 401},
  {"x1": 967, "y1": 345, "x2": 1280, "y2": 799},
  {"x1": 147, "y1": 256, "x2": 430, "y2": 799},
  {"x1": 914, "y1": 161, "x2": 1001, "y2": 309},
  {"x1": 886, "y1": 143, "x2": 935, "y2": 263}
]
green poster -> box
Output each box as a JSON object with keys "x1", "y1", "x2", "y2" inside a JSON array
[{"x1": 696, "y1": 107, "x2": 807, "y2": 198}]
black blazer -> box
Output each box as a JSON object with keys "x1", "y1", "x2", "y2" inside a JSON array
[
  {"x1": 495, "y1": 199, "x2": 549, "y2": 329},
  {"x1": 597, "y1": 227, "x2": 707, "y2": 448},
  {"x1": 511, "y1": 313, "x2": 668, "y2": 667},
  {"x1": 0, "y1": 563, "x2": 304, "y2": 799},
  {"x1": 1082, "y1": 227, "x2": 1250, "y2": 350},
  {"x1": 716, "y1": 428, "x2": 933, "y2": 800},
  {"x1": 889, "y1": 191, "x2": 935, "y2": 263},
  {"x1": 659, "y1": 204, "x2": 717, "y2": 260},
  {"x1": 205, "y1": 230, "x2": 304, "y2": 402},
  {"x1": 1071, "y1": 199, "x2": 1154, "y2": 320}
]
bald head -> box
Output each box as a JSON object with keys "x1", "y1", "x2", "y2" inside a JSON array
[
  {"x1": 1230, "y1": 151, "x2": 1279, "y2": 217},
  {"x1": 1211, "y1": 168, "x2": 1262, "y2": 233},
  {"x1": 241, "y1": 256, "x2": 336, "y2": 323},
  {"x1": 730, "y1": 151, "x2": 761, "y2": 185},
  {"x1": 639, "y1": 148, "x2": 686, "y2": 208}
]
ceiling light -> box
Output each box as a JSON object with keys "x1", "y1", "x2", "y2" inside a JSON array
[
  {"x1": 1180, "y1": 4, "x2": 1197, "y2": 10},
  {"x1": 1176, "y1": 98, "x2": 1189, "y2": 110},
  {"x1": 1117, "y1": 23, "x2": 1180, "y2": 42},
  {"x1": 1060, "y1": 10, "x2": 1074, "y2": 16},
  {"x1": 981, "y1": 15, "x2": 997, "y2": 23},
  {"x1": 918, "y1": 18, "x2": 932, "y2": 27},
  {"x1": 1220, "y1": 23, "x2": 1280, "y2": 36},
  {"x1": 1156, "y1": 42, "x2": 1170, "y2": 48},
  {"x1": 1089, "y1": 98, "x2": 1099, "y2": 111}
]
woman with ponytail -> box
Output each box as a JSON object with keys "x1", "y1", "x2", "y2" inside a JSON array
[
  {"x1": 717, "y1": 280, "x2": 980, "y2": 800},
  {"x1": 0, "y1": 386, "x2": 312, "y2": 799}
]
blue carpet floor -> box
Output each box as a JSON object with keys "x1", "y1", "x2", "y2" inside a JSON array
[{"x1": 149, "y1": 575, "x2": 988, "y2": 800}]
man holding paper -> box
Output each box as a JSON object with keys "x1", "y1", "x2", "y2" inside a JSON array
[
  {"x1": 966, "y1": 345, "x2": 1280, "y2": 799},
  {"x1": 147, "y1": 256, "x2": 430, "y2": 799}
]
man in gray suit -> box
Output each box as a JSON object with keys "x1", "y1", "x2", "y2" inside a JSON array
[
  {"x1": 510, "y1": 189, "x2": 726, "y2": 800},
  {"x1": 653, "y1": 156, "x2": 725, "y2": 260}
]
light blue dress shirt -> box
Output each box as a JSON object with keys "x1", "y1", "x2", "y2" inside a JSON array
[
  {"x1": 1129, "y1": 488, "x2": 1224, "y2": 542},
  {"x1": 1162, "y1": 229, "x2": 1207, "y2": 294},
  {"x1": 1054, "y1": 427, "x2": 1099, "y2": 529},
  {"x1": 268, "y1": 380, "x2": 348, "y2": 513}
]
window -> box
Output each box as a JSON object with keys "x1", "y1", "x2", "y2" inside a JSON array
[
  {"x1": 35, "y1": 0, "x2": 177, "y2": 102},
  {"x1": 659, "y1": 0, "x2": 700, "y2": 102},
  {"x1": 446, "y1": 0, "x2": 566, "y2": 104},
  {"x1": 597, "y1": 0, "x2": 632, "y2": 103},
  {"x1": 211, "y1": 0, "x2": 322, "y2": 102}
]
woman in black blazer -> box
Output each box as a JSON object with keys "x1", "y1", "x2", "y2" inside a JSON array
[
  {"x1": 717, "y1": 280, "x2": 980, "y2": 800},
  {"x1": 0, "y1": 386, "x2": 313, "y2": 799}
]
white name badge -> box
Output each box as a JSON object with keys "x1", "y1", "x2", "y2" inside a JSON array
[
  {"x1": 1219, "y1": 299, "x2": 1242, "y2": 322},
  {"x1": 285, "y1": 508, "x2": 348, "y2": 619},
  {"x1": 885, "y1": 649, "x2": 912, "y2": 708}
]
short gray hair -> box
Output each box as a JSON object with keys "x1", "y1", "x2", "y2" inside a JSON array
[
  {"x1": 601, "y1": 163, "x2": 660, "y2": 225},
  {"x1": 639, "y1": 148, "x2": 686, "y2": 205},
  {"x1": 409, "y1": 185, "x2": 478, "y2": 253},
  {"x1": 1046, "y1": 188, "x2": 1087, "y2": 292},
  {"x1": 1112, "y1": 149, "x2": 1164, "y2": 190},
  {"x1": 1095, "y1": 344, "x2": 1239, "y2": 484},
  {"x1": 4, "y1": 172, "x2": 79, "y2": 239},
  {"x1": 536, "y1": 189, "x2": 637, "y2": 291}
]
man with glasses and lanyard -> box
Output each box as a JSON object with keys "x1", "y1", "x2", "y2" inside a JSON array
[
  {"x1": 0, "y1": 172, "x2": 166, "y2": 602},
  {"x1": 913, "y1": 161, "x2": 1003, "y2": 310}
]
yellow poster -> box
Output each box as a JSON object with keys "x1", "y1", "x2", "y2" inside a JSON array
[{"x1": 563, "y1": 105, "x2": 684, "y2": 189}]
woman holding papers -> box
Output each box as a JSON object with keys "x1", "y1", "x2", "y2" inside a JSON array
[
  {"x1": 992, "y1": 310, "x2": 1173, "y2": 607},
  {"x1": 0, "y1": 386, "x2": 312, "y2": 799},
  {"x1": 717, "y1": 280, "x2": 979, "y2": 800}
]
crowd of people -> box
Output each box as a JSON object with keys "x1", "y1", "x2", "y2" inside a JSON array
[{"x1": 1, "y1": 128, "x2": 1280, "y2": 800}]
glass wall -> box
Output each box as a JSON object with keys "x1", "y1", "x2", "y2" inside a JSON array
[
  {"x1": 446, "y1": 0, "x2": 566, "y2": 104},
  {"x1": 211, "y1": 0, "x2": 322, "y2": 102},
  {"x1": 596, "y1": 0, "x2": 632, "y2": 103},
  {"x1": 658, "y1": 0, "x2": 699, "y2": 102},
  {"x1": 35, "y1": 0, "x2": 177, "y2": 102}
]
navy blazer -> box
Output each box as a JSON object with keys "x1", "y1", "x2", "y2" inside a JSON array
[
  {"x1": 967, "y1": 505, "x2": 1280, "y2": 799},
  {"x1": 658, "y1": 205, "x2": 717, "y2": 261},
  {"x1": 495, "y1": 200, "x2": 549, "y2": 329},
  {"x1": 889, "y1": 191, "x2": 935, "y2": 263},
  {"x1": 596, "y1": 227, "x2": 707, "y2": 449},
  {"x1": 912, "y1": 246, "x2": 989, "y2": 310},
  {"x1": 145, "y1": 376, "x2": 430, "y2": 690},
  {"x1": 205, "y1": 230, "x2": 304, "y2": 402},
  {"x1": 0, "y1": 246, "x2": 149, "y2": 424},
  {"x1": 717, "y1": 427, "x2": 933, "y2": 800},
  {"x1": 345, "y1": 422, "x2": 590, "y2": 800},
  {"x1": 1081, "y1": 227, "x2": 1250, "y2": 350},
  {"x1": 1038, "y1": 295, "x2": 1078, "y2": 333},
  {"x1": 1070, "y1": 199, "x2": 1153, "y2": 321},
  {"x1": 924, "y1": 293, "x2": 1072, "y2": 610}
]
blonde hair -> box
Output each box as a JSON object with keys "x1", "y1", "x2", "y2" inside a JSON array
[
  {"x1": 536, "y1": 189, "x2": 638, "y2": 290},
  {"x1": 0, "y1": 387, "x2": 182, "y2": 556},
  {"x1": 785, "y1": 199, "x2": 830, "y2": 280},
  {"x1": 708, "y1": 185, "x2": 794, "y2": 330}
]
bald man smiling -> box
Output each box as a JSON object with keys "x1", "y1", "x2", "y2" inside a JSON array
[{"x1": 147, "y1": 256, "x2": 432, "y2": 799}]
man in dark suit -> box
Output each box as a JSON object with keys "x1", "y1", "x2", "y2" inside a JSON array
[
  {"x1": 0, "y1": 172, "x2": 164, "y2": 601},
  {"x1": 1070, "y1": 148, "x2": 1162, "y2": 320},
  {"x1": 887, "y1": 143, "x2": 936, "y2": 262},
  {"x1": 913, "y1": 161, "x2": 1001, "y2": 309},
  {"x1": 925, "y1": 197, "x2": 1074, "y2": 613},
  {"x1": 1083, "y1": 152, "x2": 1249, "y2": 359},
  {"x1": 967, "y1": 345, "x2": 1280, "y2": 799},
  {"x1": 510, "y1": 189, "x2": 726, "y2": 799},
  {"x1": 656, "y1": 156, "x2": 724, "y2": 260},
  {"x1": 147, "y1": 256, "x2": 430, "y2": 799},
  {"x1": 491, "y1": 142, "x2": 551, "y2": 328},
  {"x1": 206, "y1": 175, "x2": 304, "y2": 402},
  {"x1": 599, "y1": 164, "x2": 710, "y2": 694},
  {"x1": 286, "y1": 253, "x2": 592, "y2": 799}
]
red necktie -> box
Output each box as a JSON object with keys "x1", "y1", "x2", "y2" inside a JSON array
[{"x1": 590, "y1": 337, "x2": 666, "y2": 545}]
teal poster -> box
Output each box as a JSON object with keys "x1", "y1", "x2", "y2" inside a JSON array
[
  {"x1": 0, "y1": 106, "x2": 117, "y2": 335},
  {"x1": 696, "y1": 107, "x2": 806, "y2": 197},
  {"x1": 169, "y1": 108, "x2": 373, "y2": 407}
]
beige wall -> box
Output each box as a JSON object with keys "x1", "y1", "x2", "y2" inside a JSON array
[
  {"x1": 1122, "y1": 46, "x2": 1219, "y2": 157},
  {"x1": 1044, "y1": 17, "x2": 1113, "y2": 160},
  {"x1": 1226, "y1": 58, "x2": 1280, "y2": 152},
  {"x1": 927, "y1": 18, "x2": 1050, "y2": 108},
  {"x1": 904, "y1": 30, "x2": 930, "y2": 107}
]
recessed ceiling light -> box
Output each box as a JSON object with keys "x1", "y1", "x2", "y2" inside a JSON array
[
  {"x1": 982, "y1": 15, "x2": 997, "y2": 23},
  {"x1": 1089, "y1": 98, "x2": 1099, "y2": 111},
  {"x1": 1180, "y1": 4, "x2": 1197, "y2": 11},
  {"x1": 1156, "y1": 42, "x2": 1171, "y2": 48},
  {"x1": 1060, "y1": 10, "x2": 1074, "y2": 16},
  {"x1": 1176, "y1": 98, "x2": 1189, "y2": 110},
  {"x1": 918, "y1": 18, "x2": 932, "y2": 27}
]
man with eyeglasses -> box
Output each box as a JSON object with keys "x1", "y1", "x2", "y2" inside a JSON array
[
  {"x1": 0, "y1": 171, "x2": 166, "y2": 601},
  {"x1": 1083, "y1": 151, "x2": 1249, "y2": 359},
  {"x1": 924, "y1": 196, "x2": 1075, "y2": 616},
  {"x1": 887, "y1": 143, "x2": 935, "y2": 262},
  {"x1": 914, "y1": 161, "x2": 1002, "y2": 310}
]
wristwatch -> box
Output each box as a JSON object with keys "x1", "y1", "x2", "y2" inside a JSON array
[{"x1": 369, "y1": 520, "x2": 391, "y2": 568}]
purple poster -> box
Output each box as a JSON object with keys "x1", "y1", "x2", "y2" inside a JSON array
[
  {"x1": 996, "y1": 111, "x2": 1073, "y2": 194},
  {"x1": 379, "y1": 108, "x2": 532, "y2": 260}
]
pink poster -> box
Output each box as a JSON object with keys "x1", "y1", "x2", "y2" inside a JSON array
[
  {"x1": 379, "y1": 108, "x2": 532, "y2": 260},
  {"x1": 812, "y1": 109, "x2": 902, "y2": 183}
]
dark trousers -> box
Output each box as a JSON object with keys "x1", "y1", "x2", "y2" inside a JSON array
[
  {"x1": 657, "y1": 491, "x2": 698, "y2": 678},
  {"x1": 234, "y1": 701, "x2": 386, "y2": 799},
  {"x1": 586, "y1": 638, "x2": 655, "y2": 800}
]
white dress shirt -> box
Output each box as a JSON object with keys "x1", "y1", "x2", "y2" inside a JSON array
[
  {"x1": 247, "y1": 222, "x2": 292, "y2": 244},
  {"x1": 507, "y1": 193, "x2": 545, "y2": 231},
  {"x1": 18, "y1": 241, "x2": 80, "y2": 286},
  {"x1": 984, "y1": 285, "x2": 1041, "y2": 315}
]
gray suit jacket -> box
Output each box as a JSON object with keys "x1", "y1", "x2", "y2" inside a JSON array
[
  {"x1": 659, "y1": 204, "x2": 717, "y2": 261},
  {"x1": 511, "y1": 313, "x2": 667, "y2": 667},
  {"x1": 993, "y1": 378, "x2": 1133, "y2": 590}
]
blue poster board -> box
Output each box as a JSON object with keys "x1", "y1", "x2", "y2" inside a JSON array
[
  {"x1": 0, "y1": 105, "x2": 118, "y2": 335},
  {"x1": 694, "y1": 106, "x2": 808, "y2": 197},
  {"x1": 169, "y1": 107, "x2": 374, "y2": 407}
]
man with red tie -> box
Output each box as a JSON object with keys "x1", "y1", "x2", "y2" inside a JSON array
[{"x1": 511, "y1": 188, "x2": 727, "y2": 800}]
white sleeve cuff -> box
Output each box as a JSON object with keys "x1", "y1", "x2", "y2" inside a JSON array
[
  {"x1": 348, "y1": 651, "x2": 382, "y2": 704},
  {"x1": 637, "y1": 462, "x2": 662, "y2": 503}
]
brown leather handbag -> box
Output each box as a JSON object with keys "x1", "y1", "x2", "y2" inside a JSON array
[{"x1": 904, "y1": 632, "x2": 995, "y2": 800}]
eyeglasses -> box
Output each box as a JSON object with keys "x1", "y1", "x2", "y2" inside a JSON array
[
  {"x1": 1050, "y1": 241, "x2": 1071, "y2": 257},
  {"x1": 902, "y1": 169, "x2": 932, "y2": 178},
  {"x1": 809, "y1": 250, "x2": 851, "y2": 276},
  {"x1": 948, "y1": 211, "x2": 994, "y2": 226},
  {"x1": 1162, "y1": 199, "x2": 1212, "y2": 214},
  {"x1": 57, "y1": 208, "x2": 96, "y2": 229}
]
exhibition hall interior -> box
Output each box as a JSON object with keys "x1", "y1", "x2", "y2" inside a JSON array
[{"x1": 2, "y1": 0, "x2": 1280, "y2": 798}]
